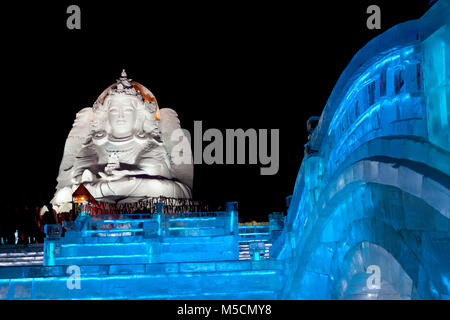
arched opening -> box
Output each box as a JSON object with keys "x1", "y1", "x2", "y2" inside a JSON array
[{"x1": 335, "y1": 241, "x2": 416, "y2": 299}]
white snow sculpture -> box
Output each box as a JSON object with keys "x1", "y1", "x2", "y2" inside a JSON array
[{"x1": 51, "y1": 70, "x2": 193, "y2": 211}]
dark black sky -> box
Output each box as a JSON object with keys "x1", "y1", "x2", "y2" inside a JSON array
[{"x1": 2, "y1": 1, "x2": 431, "y2": 221}]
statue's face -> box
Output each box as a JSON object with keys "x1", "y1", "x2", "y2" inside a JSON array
[{"x1": 107, "y1": 96, "x2": 137, "y2": 138}]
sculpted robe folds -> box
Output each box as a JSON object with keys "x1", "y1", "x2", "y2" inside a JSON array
[{"x1": 51, "y1": 70, "x2": 193, "y2": 211}]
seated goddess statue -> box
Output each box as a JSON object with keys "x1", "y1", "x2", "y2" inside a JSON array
[{"x1": 51, "y1": 70, "x2": 193, "y2": 212}]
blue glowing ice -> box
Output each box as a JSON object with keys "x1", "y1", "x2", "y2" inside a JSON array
[
  {"x1": 0, "y1": 0, "x2": 449, "y2": 300},
  {"x1": 272, "y1": 0, "x2": 450, "y2": 300}
]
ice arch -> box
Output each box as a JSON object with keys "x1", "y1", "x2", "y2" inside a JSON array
[
  {"x1": 278, "y1": 180, "x2": 448, "y2": 299},
  {"x1": 336, "y1": 242, "x2": 414, "y2": 300}
]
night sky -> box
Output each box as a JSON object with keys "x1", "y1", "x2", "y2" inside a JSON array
[{"x1": 2, "y1": 1, "x2": 431, "y2": 221}]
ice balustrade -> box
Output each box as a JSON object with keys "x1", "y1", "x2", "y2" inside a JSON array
[
  {"x1": 239, "y1": 224, "x2": 270, "y2": 238},
  {"x1": 59, "y1": 210, "x2": 236, "y2": 240},
  {"x1": 43, "y1": 202, "x2": 240, "y2": 266},
  {"x1": 238, "y1": 215, "x2": 285, "y2": 240},
  {"x1": 326, "y1": 46, "x2": 427, "y2": 179}
]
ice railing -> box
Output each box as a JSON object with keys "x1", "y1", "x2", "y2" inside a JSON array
[
  {"x1": 238, "y1": 224, "x2": 270, "y2": 241},
  {"x1": 59, "y1": 210, "x2": 235, "y2": 238}
]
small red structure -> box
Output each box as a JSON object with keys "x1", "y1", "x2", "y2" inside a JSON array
[
  {"x1": 72, "y1": 184, "x2": 96, "y2": 204},
  {"x1": 72, "y1": 184, "x2": 121, "y2": 215},
  {"x1": 72, "y1": 184, "x2": 99, "y2": 215}
]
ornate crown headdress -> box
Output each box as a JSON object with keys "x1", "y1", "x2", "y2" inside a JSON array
[
  {"x1": 105, "y1": 69, "x2": 144, "y2": 101},
  {"x1": 93, "y1": 69, "x2": 161, "y2": 120}
]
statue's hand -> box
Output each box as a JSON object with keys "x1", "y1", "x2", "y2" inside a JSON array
[
  {"x1": 98, "y1": 171, "x2": 126, "y2": 182},
  {"x1": 111, "y1": 169, "x2": 147, "y2": 177},
  {"x1": 98, "y1": 169, "x2": 145, "y2": 182}
]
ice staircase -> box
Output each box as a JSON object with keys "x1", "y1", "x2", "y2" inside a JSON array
[
  {"x1": 238, "y1": 242, "x2": 271, "y2": 260},
  {"x1": 0, "y1": 244, "x2": 43, "y2": 267}
]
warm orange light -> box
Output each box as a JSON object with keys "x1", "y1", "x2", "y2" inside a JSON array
[
  {"x1": 76, "y1": 195, "x2": 88, "y2": 203},
  {"x1": 131, "y1": 81, "x2": 161, "y2": 121}
]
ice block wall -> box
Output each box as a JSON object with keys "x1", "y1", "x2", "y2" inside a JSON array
[{"x1": 272, "y1": 0, "x2": 450, "y2": 300}]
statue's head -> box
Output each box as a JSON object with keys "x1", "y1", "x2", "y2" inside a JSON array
[
  {"x1": 91, "y1": 70, "x2": 159, "y2": 141},
  {"x1": 105, "y1": 95, "x2": 139, "y2": 138}
]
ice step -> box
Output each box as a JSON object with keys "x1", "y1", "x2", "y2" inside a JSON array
[
  {"x1": 0, "y1": 252, "x2": 43, "y2": 257},
  {"x1": 0, "y1": 245, "x2": 44, "y2": 266},
  {"x1": 0, "y1": 254, "x2": 44, "y2": 267}
]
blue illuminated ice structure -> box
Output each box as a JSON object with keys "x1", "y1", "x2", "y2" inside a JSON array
[
  {"x1": 0, "y1": 203, "x2": 286, "y2": 299},
  {"x1": 270, "y1": 0, "x2": 450, "y2": 299},
  {"x1": 0, "y1": 0, "x2": 449, "y2": 300}
]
